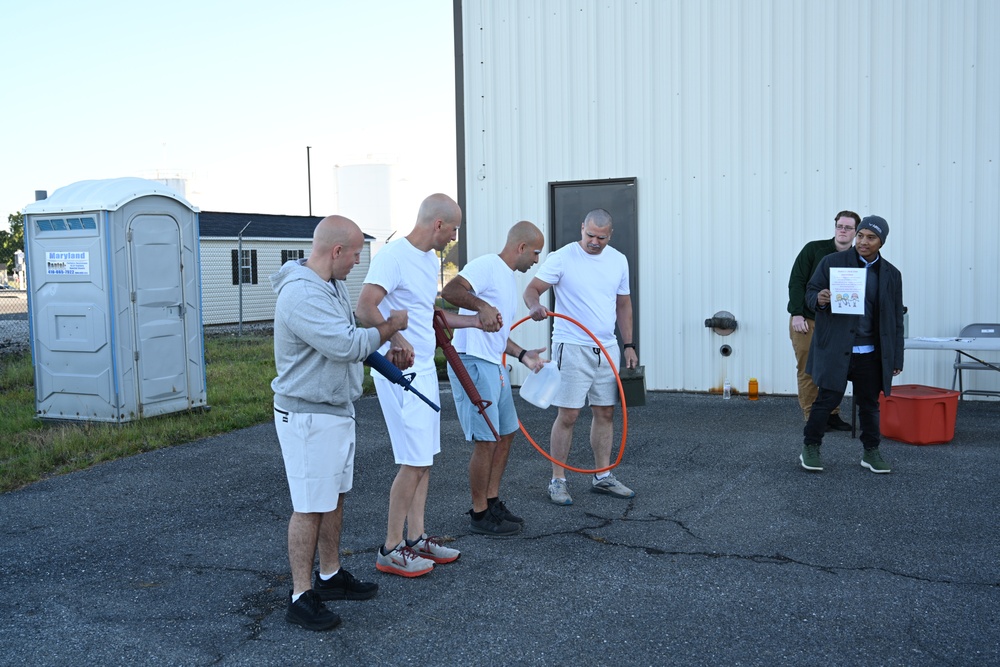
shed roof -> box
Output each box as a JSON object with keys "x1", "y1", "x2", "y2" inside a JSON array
[
  {"x1": 22, "y1": 177, "x2": 196, "y2": 214},
  {"x1": 198, "y1": 211, "x2": 375, "y2": 241}
]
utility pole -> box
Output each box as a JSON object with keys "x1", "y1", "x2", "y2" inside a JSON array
[
  {"x1": 306, "y1": 146, "x2": 313, "y2": 216},
  {"x1": 237, "y1": 221, "x2": 252, "y2": 336}
]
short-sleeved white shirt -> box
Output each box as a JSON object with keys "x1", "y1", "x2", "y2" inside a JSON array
[
  {"x1": 363, "y1": 238, "x2": 439, "y2": 373},
  {"x1": 451, "y1": 254, "x2": 516, "y2": 365},
  {"x1": 534, "y1": 241, "x2": 630, "y2": 348}
]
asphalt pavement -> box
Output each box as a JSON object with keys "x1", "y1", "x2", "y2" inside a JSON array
[{"x1": 2, "y1": 387, "x2": 998, "y2": 666}]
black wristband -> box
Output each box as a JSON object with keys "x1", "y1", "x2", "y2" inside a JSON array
[
  {"x1": 517, "y1": 349, "x2": 527, "y2": 363},
  {"x1": 623, "y1": 343, "x2": 636, "y2": 350}
]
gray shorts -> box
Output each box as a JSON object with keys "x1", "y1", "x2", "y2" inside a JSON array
[{"x1": 552, "y1": 342, "x2": 621, "y2": 409}]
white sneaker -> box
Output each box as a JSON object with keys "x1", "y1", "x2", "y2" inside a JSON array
[
  {"x1": 591, "y1": 473, "x2": 635, "y2": 498},
  {"x1": 548, "y1": 478, "x2": 573, "y2": 505}
]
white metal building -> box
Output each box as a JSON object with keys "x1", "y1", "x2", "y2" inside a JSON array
[{"x1": 454, "y1": 0, "x2": 1000, "y2": 396}]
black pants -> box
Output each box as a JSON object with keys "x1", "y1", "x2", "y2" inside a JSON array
[{"x1": 804, "y1": 351, "x2": 882, "y2": 449}]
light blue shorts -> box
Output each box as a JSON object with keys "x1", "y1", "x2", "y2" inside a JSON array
[{"x1": 447, "y1": 354, "x2": 519, "y2": 441}]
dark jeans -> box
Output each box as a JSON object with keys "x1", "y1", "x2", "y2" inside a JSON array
[{"x1": 804, "y1": 351, "x2": 882, "y2": 449}]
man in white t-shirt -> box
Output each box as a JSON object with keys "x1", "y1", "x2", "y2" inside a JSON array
[
  {"x1": 441, "y1": 221, "x2": 548, "y2": 536},
  {"x1": 356, "y1": 193, "x2": 484, "y2": 578},
  {"x1": 523, "y1": 208, "x2": 638, "y2": 506}
]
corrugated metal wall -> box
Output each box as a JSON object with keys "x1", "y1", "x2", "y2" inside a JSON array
[
  {"x1": 459, "y1": 0, "x2": 1000, "y2": 395},
  {"x1": 461, "y1": 0, "x2": 1000, "y2": 394}
]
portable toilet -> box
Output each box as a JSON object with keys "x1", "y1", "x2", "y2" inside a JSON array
[{"x1": 22, "y1": 177, "x2": 207, "y2": 422}]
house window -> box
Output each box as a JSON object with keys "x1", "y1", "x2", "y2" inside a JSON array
[
  {"x1": 281, "y1": 249, "x2": 305, "y2": 264},
  {"x1": 231, "y1": 248, "x2": 258, "y2": 285}
]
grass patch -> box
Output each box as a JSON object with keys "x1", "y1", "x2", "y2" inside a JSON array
[{"x1": 0, "y1": 334, "x2": 379, "y2": 494}]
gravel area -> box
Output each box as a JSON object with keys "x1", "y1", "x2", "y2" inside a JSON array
[{"x1": 0, "y1": 319, "x2": 29, "y2": 356}]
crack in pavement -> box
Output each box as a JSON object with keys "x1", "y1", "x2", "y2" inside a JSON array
[{"x1": 520, "y1": 510, "x2": 1000, "y2": 588}]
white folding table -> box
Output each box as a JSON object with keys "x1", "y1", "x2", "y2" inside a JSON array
[{"x1": 905, "y1": 337, "x2": 1000, "y2": 374}]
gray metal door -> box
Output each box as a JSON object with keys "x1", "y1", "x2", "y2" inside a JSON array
[
  {"x1": 128, "y1": 214, "x2": 189, "y2": 415},
  {"x1": 549, "y1": 178, "x2": 640, "y2": 356}
]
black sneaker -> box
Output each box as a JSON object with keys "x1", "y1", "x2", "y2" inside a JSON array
[
  {"x1": 313, "y1": 568, "x2": 379, "y2": 601},
  {"x1": 469, "y1": 506, "x2": 521, "y2": 536},
  {"x1": 286, "y1": 589, "x2": 341, "y2": 631},
  {"x1": 491, "y1": 499, "x2": 525, "y2": 524}
]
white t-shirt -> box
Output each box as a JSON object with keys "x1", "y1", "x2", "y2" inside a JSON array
[
  {"x1": 363, "y1": 238, "x2": 439, "y2": 372},
  {"x1": 534, "y1": 241, "x2": 630, "y2": 348},
  {"x1": 452, "y1": 253, "x2": 516, "y2": 365}
]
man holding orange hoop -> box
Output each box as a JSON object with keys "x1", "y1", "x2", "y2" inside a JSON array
[
  {"x1": 441, "y1": 220, "x2": 547, "y2": 535},
  {"x1": 523, "y1": 209, "x2": 638, "y2": 505}
]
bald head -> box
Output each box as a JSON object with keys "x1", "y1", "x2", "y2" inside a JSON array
[
  {"x1": 583, "y1": 208, "x2": 613, "y2": 229},
  {"x1": 409, "y1": 193, "x2": 462, "y2": 252},
  {"x1": 313, "y1": 215, "x2": 362, "y2": 252},
  {"x1": 501, "y1": 220, "x2": 545, "y2": 273},
  {"x1": 416, "y1": 193, "x2": 462, "y2": 228},
  {"x1": 506, "y1": 220, "x2": 543, "y2": 248},
  {"x1": 307, "y1": 215, "x2": 365, "y2": 281}
]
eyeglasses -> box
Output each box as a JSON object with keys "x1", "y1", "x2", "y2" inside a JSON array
[{"x1": 835, "y1": 224, "x2": 856, "y2": 231}]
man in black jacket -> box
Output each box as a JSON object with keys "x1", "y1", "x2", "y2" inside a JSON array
[{"x1": 800, "y1": 215, "x2": 904, "y2": 473}]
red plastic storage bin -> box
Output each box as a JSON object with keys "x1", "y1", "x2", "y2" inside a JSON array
[{"x1": 879, "y1": 384, "x2": 959, "y2": 445}]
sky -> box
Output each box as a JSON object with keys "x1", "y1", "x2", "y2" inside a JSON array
[{"x1": 0, "y1": 0, "x2": 457, "y2": 234}]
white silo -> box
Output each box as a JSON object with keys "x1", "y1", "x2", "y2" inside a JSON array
[{"x1": 335, "y1": 163, "x2": 393, "y2": 253}]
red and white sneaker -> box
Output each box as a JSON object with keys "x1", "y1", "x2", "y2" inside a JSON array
[
  {"x1": 375, "y1": 543, "x2": 434, "y2": 578},
  {"x1": 409, "y1": 534, "x2": 461, "y2": 564}
]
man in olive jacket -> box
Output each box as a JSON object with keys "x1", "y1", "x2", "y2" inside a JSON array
[
  {"x1": 800, "y1": 215, "x2": 904, "y2": 474},
  {"x1": 786, "y1": 210, "x2": 859, "y2": 429}
]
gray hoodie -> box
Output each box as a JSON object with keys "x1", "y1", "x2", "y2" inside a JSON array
[{"x1": 270, "y1": 260, "x2": 381, "y2": 417}]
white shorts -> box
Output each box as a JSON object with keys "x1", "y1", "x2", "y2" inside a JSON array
[
  {"x1": 273, "y1": 405, "x2": 355, "y2": 513},
  {"x1": 374, "y1": 369, "x2": 441, "y2": 466},
  {"x1": 552, "y1": 343, "x2": 622, "y2": 409}
]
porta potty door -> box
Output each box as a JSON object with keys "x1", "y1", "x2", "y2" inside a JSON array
[{"x1": 127, "y1": 214, "x2": 193, "y2": 418}]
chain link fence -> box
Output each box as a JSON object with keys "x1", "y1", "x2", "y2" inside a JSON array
[{"x1": 0, "y1": 286, "x2": 29, "y2": 355}]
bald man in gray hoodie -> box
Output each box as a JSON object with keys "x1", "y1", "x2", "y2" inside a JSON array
[{"x1": 271, "y1": 215, "x2": 408, "y2": 631}]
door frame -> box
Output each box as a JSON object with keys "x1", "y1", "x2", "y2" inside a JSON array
[{"x1": 548, "y1": 178, "x2": 640, "y2": 358}]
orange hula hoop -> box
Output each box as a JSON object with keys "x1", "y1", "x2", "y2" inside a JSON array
[{"x1": 504, "y1": 311, "x2": 628, "y2": 475}]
